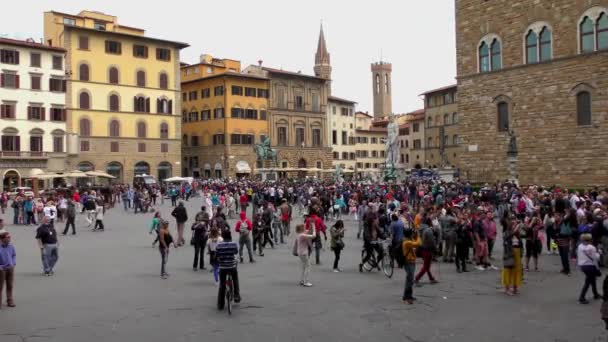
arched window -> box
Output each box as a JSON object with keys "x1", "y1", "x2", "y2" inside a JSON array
[
  {"x1": 384, "y1": 73, "x2": 389, "y2": 93},
  {"x1": 452, "y1": 112, "x2": 458, "y2": 123},
  {"x1": 490, "y1": 39, "x2": 501, "y2": 70},
  {"x1": 443, "y1": 113, "x2": 449, "y2": 125},
  {"x1": 136, "y1": 70, "x2": 146, "y2": 87},
  {"x1": 525, "y1": 30, "x2": 538, "y2": 64},
  {"x1": 109, "y1": 120, "x2": 120, "y2": 137},
  {"x1": 539, "y1": 27, "x2": 552, "y2": 61},
  {"x1": 109, "y1": 94, "x2": 119, "y2": 111},
  {"x1": 479, "y1": 42, "x2": 489, "y2": 72},
  {"x1": 375, "y1": 74, "x2": 380, "y2": 94},
  {"x1": 453, "y1": 135, "x2": 459, "y2": 146},
  {"x1": 581, "y1": 16, "x2": 595, "y2": 52},
  {"x1": 80, "y1": 118, "x2": 91, "y2": 137},
  {"x1": 157, "y1": 98, "x2": 172, "y2": 114},
  {"x1": 79, "y1": 91, "x2": 90, "y2": 109},
  {"x1": 497, "y1": 102, "x2": 509, "y2": 132},
  {"x1": 160, "y1": 122, "x2": 169, "y2": 139},
  {"x1": 598, "y1": 13, "x2": 608, "y2": 50},
  {"x1": 159, "y1": 73, "x2": 168, "y2": 89},
  {"x1": 109, "y1": 67, "x2": 119, "y2": 84},
  {"x1": 79, "y1": 63, "x2": 89, "y2": 81},
  {"x1": 137, "y1": 122, "x2": 147, "y2": 138},
  {"x1": 427, "y1": 117, "x2": 432, "y2": 128},
  {"x1": 134, "y1": 96, "x2": 148, "y2": 112},
  {"x1": 576, "y1": 91, "x2": 592, "y2": 126}
]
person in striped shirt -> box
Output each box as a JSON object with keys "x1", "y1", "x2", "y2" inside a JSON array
[{"x1": 216, "y1": 229, "x2": 241, "y2": 310}]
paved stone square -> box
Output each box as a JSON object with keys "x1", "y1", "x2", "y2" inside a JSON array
[{"x1": 0, "y1": 198, "x2": 605, "y2": 342}]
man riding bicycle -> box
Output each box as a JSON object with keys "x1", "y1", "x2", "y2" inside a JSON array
[
  {"x1": 359, "y1": 208, "x2": 385, "y2": 272},
  {"x1": 216, "y1": 229, "x2": 241, "y2": 310}
]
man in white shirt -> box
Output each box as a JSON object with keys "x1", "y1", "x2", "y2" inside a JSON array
[
  {"x1": 43, "y1": 201, "x2": 57, "y2": 225},
  {"x1": 570, "y1": 191, "x2": 581, "y2": 210}
]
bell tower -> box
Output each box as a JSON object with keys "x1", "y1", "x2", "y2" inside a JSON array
[
  {"x1": 314, "y1": 23, "x2": 332, "y2": 95},
  {"x1": 371, "y1": 61, "x2": 392, "y2": 119}
]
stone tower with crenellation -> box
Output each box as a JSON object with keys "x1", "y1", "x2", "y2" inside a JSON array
[{"x1": 371, "y1": 61, "x2": 392, "y2": 119}]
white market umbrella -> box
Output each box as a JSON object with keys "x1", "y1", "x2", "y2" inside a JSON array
[{"x1": 85, "y1": 170, "x2": 116, "y2": 179}]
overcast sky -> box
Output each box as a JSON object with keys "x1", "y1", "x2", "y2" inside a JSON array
[{"x1": 2, "y1": 0, "x2": 456, "y2": 114}]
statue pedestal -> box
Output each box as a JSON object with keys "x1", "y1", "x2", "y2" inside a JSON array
[{"x1": 261, "y1": 171, "x2": 277, "y2": 182}]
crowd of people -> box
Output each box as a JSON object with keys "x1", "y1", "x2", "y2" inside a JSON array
[{"x1": 1, "y1": 178, "x2": 608, "y2": 327}]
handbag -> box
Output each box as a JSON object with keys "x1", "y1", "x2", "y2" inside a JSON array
[
  {"x1": 583, "y1": 250, "x2": 602, "y2": 277},
  {"x1": 334, "y1": 240, "x2": 345, "y2": 250},
  {"x1": 503, "y1": 241, "x2": 515, "y2": 268}
]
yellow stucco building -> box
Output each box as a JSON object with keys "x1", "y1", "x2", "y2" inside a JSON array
[
  {"x1": 43, "y1": 10, "x2": 188, "y2": 182},
  {"x1": 181, "y1": 55, "x2": 269, "y2": 178}
]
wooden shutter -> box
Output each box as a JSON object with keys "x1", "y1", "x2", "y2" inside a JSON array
[
  {"x1": 15, "y1": 136, "x2": 20, "y2": 151},
  {"x1": 61, "y1": 80, "x2": 67, "y2": 92},
  {"x1": 156, "y1": 98, "x2": 161, "y2": 113},
  {"x1": 27, "y1": 106, "x2": 31, "y2": 120},
  {"x1": 15, "y1": 51, "x2": 19, "y2": 64},
  {"x1": 62, "y1": 109, "x2": 67, "y2": 121},
  {"x1": 41, "y1": 107, "x2": 46, "y2": 121},
  {"x1": 144, "y1": 46, "x2": 148, "y2": 58},
  {"x1": 117, "y1": 42, "x2": 122, "y2": 54},
  {"x1": 0, "y1": 104, "x2": 4, "y2": 118},
  {"x1": 105, "y1": 41, "x2": 110, "y2": 53},
  {"x1": 168, "y1": 100, "x2": 173, "y2": 114},
  {"x1": 15, "y1": 75, "x2": 19, "y2": 88},
  {"x1": 145, "y1": 97, "x2": 150, "y2": 113},
  {"x1": 0, "y1": 73, "x2": 4, "y2": 87}
]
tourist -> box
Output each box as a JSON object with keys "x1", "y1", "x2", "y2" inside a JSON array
[
  {"x1": 170, "y1": 201, "x2": 188, "y2": 246},
  {"x1": 402, "y1": 228, "x2": 421, "y2": 304},
  {"x1": 555, "y1": 213, "x2": 573, "y2": 275},
  {"x1": 440, "y1": 208, "x2": 457, "y2": 263},
  {"x1": 330, "y1": 220, "x2": 345, "y2": 272},
  {"x1": 577, "y1": 233, "x2": 602, "y2": 304},
  {"x1": 36, "y1": 216, "x2": 59, "y2": 276},
  {"x1": 207, "y1": 227, "x2": 222, "y2": 284},
  {"x1": 295, "y1": 223, "x2": 316, "y2": 287},
  {"x1": 482, "y1": 210, "x2": 497, "y2": 259},
  {"x1": 306, "y1": 206, "x2": 327, "y2": 265},
  {"x1": 158, "y1": 219, "x2": 174, "y2": 279},
  {"x1": 83, "y1": 196, "x2": 96, "y2": 226},
  {"x1": 24, "y1": 196, "x2": 35, "y2": 225},
  {"x1": 191, "y1": 213, "x2": 209, "y2": 271},
  {"x1": 415, "y1": 218, "x2": 438, "y2": 284},
  {"x1": 0, "y1": 191, "x2": 7, "y2": 214},
  {"x1": 149, "y1": 211, "x2": 161, "y2": 247},
  {"x1": 57, "y1": 195, "x2": 67, "y2": 223},
  {"x1": 279, "y1": 198, "x2": 292, "y2": 237},
  {"x1": 524, "y1": 211, "x2": 543, "y2": 271},
  {"x1": 93, "y1": 199, "x2": 105, "y2": 231},
  {"x1": 472, "y1": 212, "x2": 490, "y2": 271},
  {"x1": 62, "y1": 199, "x2": 76, "y2": 235},
  {"x1": 454, "y1": 216, "x2": 470, "y2": 273},
  {"x1": 261, "y1": 202, "x2": 274, "y2": 249},
  {"x1": 501, "y1": 218, "x2": 523, "y2": 295},
  {"x1": 235, "y1": 211, "x2": 254, "y2": 263},
  {"x1": 216, "y1": 229, "x2": 241, "y2": 310},
  {"x1": 0, "y1": 229, "x2": 16, "y2": 308},
  {"x1": 252, "y1": 213, "x2": 265, "y2": 257}
]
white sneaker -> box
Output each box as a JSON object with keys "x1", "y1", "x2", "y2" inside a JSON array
[
  {"x1": 475, "y1": 266, "x2": 486, "y2": 271},
  {"x1": 303, "y1": 282, "x2": 313, "y2": 287},
  {"x1": 333, "y1": 269, "x2": 340, "y2": 273},
  {"x1": 490, "y1": 265, "x2": 499, "y2": 270}
]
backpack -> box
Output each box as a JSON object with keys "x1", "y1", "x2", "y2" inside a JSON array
[{"x1": 560, "y1": 222, "x2": 572, "y2": 236}]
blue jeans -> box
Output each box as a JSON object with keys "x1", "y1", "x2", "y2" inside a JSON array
[
  {"x1": 122, "y1": 199, "x2": 128, "y2": 211},
  {"x1": 41, "y1": 244, "x2": 59, "y2": 273},
  {"x1": 13, "y1": 207, "x2": 19, "y2": 224},
  {"x1": 403, "y1": 262, "x2": 416, "y2": 300}
]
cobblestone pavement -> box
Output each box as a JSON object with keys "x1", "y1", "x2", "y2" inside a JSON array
[{"x1": 0, "y1": 197, "x2": 605, "y2": 342}]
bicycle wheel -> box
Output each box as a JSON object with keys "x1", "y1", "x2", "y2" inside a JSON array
[
  {"x1": 226, "y1": 279, "x2": 233, "y2": 315},
  {"x1": 361, "y1": 250, "x2": 374, "y2": 272},
  {"x1": 382, "y1": 252, "x2": 394, "y2": 278}
]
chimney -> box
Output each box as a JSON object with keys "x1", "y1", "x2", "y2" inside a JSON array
[{"x1": 257, "y1": 60, "x2": 263, "y2": 66}]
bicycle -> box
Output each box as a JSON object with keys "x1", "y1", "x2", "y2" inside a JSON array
[
  {"x1": 225, "y1": 273, "x2": 234, "y2": 315},
  {"x1": 360, "y1": 240, "x2": 394, "y2": 278}
]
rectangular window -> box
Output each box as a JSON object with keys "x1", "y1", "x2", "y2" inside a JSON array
[
  {"x1": 31, "y1": 75, "x2": 41, "y2": 90},
  {"x1": 230, "y1": 134, "x2": 241, "y2": 145},
  {"x1": 0, "y1": 103, "x2": 16, "y2": 119},
  {"x1": 1, "y1": 73, "x2": 18, "y2": 88},
  {"x1": 133, "y1": 44, "x2": 148, "y2": 58},
  {"x1": 340, "y1": 107, "x2": 348, "y2": 116},
  {"x1": 160, "y1": 143, "x2": 168, "y2": 153},
  {"x1": 257, "y1": 89, "x2": 269, "y2": 98},
  {"x1": 497, "y1": 102, "x2": 509, "y2": 131},
  {"x1": 312, "y1": 129, "x2": 321, "y2": 147},
  {"x1": 30, "y1": 136, "x2": 43, "y2": 153},
  {"x1": 372, "y1": 151, "x2": 378, "y2": 158},
  {"x1": 0, "y1": 50, "x2": 19, "y2": 64},
  {"x1": 332, "y1": 130, "x2": 337, "y2": 145},
  {"x1": 191, "y1": 136, "x2": 199, "y2": 147},
  {"x1": 413, "y1": 139, "x2": 421, "y2": 149},
  {"x1": 201, "y1": 88, "x2": 211, "y2": 98},
  {"x1": 156, "y1": 48, "x2": 171, "y2": 61},
  {"x1": 1, "y1": 136, "x2": 19, "y2": 154},
  {"x1": 312, "y1": 94, "x2": 320, "y2": 112},
  {"x1": 182, "y1": 92, "x2": 187, "y2": 102},
  {"x1": 30, "y1": 53, "x2": 41, "y2": 67},
  {"x1": 138, "y1": 142, "x2": 146, "y2": 152},
  {"x1": 231, "y1": 86, "x2": 243, "y2": 96},
  {"x1": 214, "y1": 86, "x2": 224, "y2": 96},
  {"x1": 245, "y1": 109, "x2": 258, "y2": 119},
  {"x1": 201, "y1": 110, "x2": 211, "y2": 121},
  {"x1": 94, "y1": 22, "x2": 106, "y2": 31},
  {"x1": 53, "y1": 136, "x2": 64, "y2": 153},
  {"x1": 105, "y1": 40, "x2": 122, "y2": 54},
  {"x1": 28, "y1": 106, "x2": 44, "y2": 120},
  {"x1": 110, "y1": 141, "x2": 119, "y2": 152},
  {"x1": 213, "y1": 134, "x2": 225, "y2": 145},
  {"x1": 260, "y1": 110, "x2": 267, "y2": 120},
  {"x1": 78, "y1": 36, "x2": 89, "y2": 50},
  {"x1": 50, "y1": 108, "x2": 65, "y2": 121},
  {"x1": 413, "y1": 123, "x2": 419, "y2": 132},
  {"x1": 342, "y1": 131, "x2": 347, "y2": 145},
  {"x1": 52, "y1": 56, "x2": 62, "y2": 70},
  {"x1": 277, "y1": 88, "x2": 286, "y2": 109},
  {"x1": 245, "y1": 87, "x2": 256, "y2": 97},
  {"x1": 297, "y1": 128, "x2": 306, "y2": 146},
  {"x1": 214, "y1": 108, "x2": 225, "y2": 119},
  {"x1": 295, "y1": 96, "x2": 304, "y2": 110},
  {"x1": 49, "y1": 78, "x2": 65, "y2": 92},
  {"x1": 80, "y1": 140, "x2": 90, "y2": 152},
  {"x1": 63, "y1": 18, "x2": 75, "y2": 26},
  {"x1": 278, "y1": 127, "x2": 287, "y2": 146}
]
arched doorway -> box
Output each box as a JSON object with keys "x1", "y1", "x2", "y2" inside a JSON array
[
  {"x1": 297, "y1": 158, "x2": 307, "y2": 179},
  {"x1": 106, "y1": 162, "x2": 123, "y2": 182},
  {"x1": 214, "y1": 163, "x2": 222, "y2": 179},
  {"x1": 158, "y1": 162, "x2": 172, "y2": 181},
  {"x1": 203, "y1": 163, "x2": 211, "y2": 178},
  {"x1": 3, "y1": 170, "x2": 20, "y2": 191},
  {"x1": 77, "y1": 161, "x2": 94, "y2": 172},
  {"x1": 134, "y1": 161, "x2": 150, "y2": 176}
]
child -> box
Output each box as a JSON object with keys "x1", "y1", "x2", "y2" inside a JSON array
[
  {"x1": 149, "y1": 212, "x2": 161, "y2": 247},
  {"x1": 207, "y1": 227, "x2": 223, "y2": 284},
  {"x1": 0, "y1": 229, "x2": 16, "y2": 308},
  {"x1": 402, "y1": 228, "x2": 421, "y2": 304}
]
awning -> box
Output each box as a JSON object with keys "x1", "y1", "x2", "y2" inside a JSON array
[{"x1": 236, "y1": 161, "x2": 251, "y2": 173}]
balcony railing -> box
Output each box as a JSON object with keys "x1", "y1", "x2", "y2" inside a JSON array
[{"x1": 0, "y1": 151, "x2": 49, "y2": 158}]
